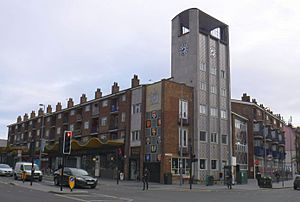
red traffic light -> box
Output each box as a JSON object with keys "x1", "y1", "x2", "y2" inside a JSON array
[{"x1": 67, "y1": 132, "x2": 72, "y2": 137}]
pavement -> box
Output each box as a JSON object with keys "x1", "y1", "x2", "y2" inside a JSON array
[{"x1": 3, "y1": 175, "x2": 294, "y2": 195}]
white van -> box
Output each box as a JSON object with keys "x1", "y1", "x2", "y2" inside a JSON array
[{"x1": 14, "y1": 162, "x2": 43, "y2": 181}]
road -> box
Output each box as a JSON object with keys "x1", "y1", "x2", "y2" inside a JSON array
[{"x1": 0, "y1": 176, "x2": 299, "y2": 202}]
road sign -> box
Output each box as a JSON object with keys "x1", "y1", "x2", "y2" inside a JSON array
[{"x1": 69, "y1": 176, "x2": 75, "y2": 191}]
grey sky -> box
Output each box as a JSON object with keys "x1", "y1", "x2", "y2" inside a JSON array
[{"x1": 1, "y1": 0, "x2": 299, "y2": 139}]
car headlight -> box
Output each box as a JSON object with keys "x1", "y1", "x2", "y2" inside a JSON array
[{"x1": 76, "y1": 177, "x2": 83, "y2": 181}]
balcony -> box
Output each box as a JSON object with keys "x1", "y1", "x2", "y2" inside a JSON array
[
  {"x1": 272, "y1": 151, "x2": 279, "y2": 159},
  {"x1": 178, "y1": 118, "x2": 189, "y2": 125},
  {"x1": 90, "y1": 127, "x2": 98, "y2": 135},
  {"x1": 254, "y1": 146, "x2": 264, "y2": 157}
]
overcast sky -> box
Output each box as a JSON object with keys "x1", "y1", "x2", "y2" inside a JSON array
[{"x1": 1, "y1": 0, "x2": 299, "y2": 139}]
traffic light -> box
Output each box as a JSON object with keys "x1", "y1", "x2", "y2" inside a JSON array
[{"x1": 63, "y1": 131, "x2": 72, "y2": 154}]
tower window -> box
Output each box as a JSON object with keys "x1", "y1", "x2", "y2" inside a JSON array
[
  {"x1": 181, "y1": 26, "x2": 190, "y2": 35},
  {"x1": 210, "y1": 28, "x2": 221, "y2": 39}
]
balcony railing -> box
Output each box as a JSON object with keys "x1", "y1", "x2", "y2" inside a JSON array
[
  {"x1": 111, "y1": 105, "x2": 119, "y2": 113},
  {"x1": 272, "y1": 151, "x2": 279, "y2": 159}
]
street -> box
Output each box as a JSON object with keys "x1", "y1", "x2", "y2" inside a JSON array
[{"x1": 0, "y1": 176, "x2": 299, "y2": 202}]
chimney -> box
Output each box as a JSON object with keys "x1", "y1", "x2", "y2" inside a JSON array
[
  {"x1": 260, "y1": 104, "x2": 264, "y2": 108},
  {"x1": 131, "y1": 74, "x2": 140, "y2": 88},
  {"x1": 95, "y1": 88, "x2": 102, "y2": 99},
  {"x1": 252, "y1": 99, "x2": 257, "y2": 104},
  {"x1": 56, "y1": 102, "x2": 62, "y2": 112},
  {"x1": 112, "y1": 82, "x2": 119, "y2": 94},
  {"x1": 38, "y1": 108, "x2": 43, "y2": 116},
  {"x1": 17, "y1": 116, "x2": 22, "y2": 123},
  {"x1": 80, "y1": 94, "x2": 87, "y2": 104},
  {"x1": 23, "y1": 113, "x2": 29, "y2": 121},
  {"x1": 241, "y1": 93, "x2": 250, "y2": 102},
  {"x1": 30, "y1": 111, "x2": 36, "y2": 119},
  {"x1": 67, "y1": 98, "x2": 74, "y2": 108},
  {"x1": 47, "y1": 105, "x2": 52, "y2": 113}
]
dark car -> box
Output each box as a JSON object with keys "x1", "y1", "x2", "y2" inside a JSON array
[
  {"x1": 294, "y1": 175, "x2": 300, "y2": 190},
  {"x1": 53, "y1": 167, "x2": 98, "y2": 189}
]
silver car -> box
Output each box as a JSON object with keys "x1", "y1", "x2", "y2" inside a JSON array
[{"x1": 0, "y1": 164, "x2": 13, "y2": 176}]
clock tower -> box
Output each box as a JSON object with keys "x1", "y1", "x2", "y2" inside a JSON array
[{"x1": 171, "y1": 8, "x2": 232, "y2": 181}]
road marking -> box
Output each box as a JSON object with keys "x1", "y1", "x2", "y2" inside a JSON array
[{"x1": 55, "y1": 194, "x2": 89, "y2": 202}]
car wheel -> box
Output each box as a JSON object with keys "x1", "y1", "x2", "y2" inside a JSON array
[
  {"x1": 39, "y1": 177, "x2": 42, "y2": 182},
  {"x1": 294, "y1": 185, "x2": 297, "y2": 190},
  {"x1": 54, "y1": 177, "x2": 59, "y2": 186}
]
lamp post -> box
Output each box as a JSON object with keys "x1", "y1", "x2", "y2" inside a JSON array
[{"x1": 39, "y1": 104, "x2": 45, "y2": 170}]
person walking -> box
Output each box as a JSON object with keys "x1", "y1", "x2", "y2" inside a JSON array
[
  {"x1": 227, "y1": 173, "x2": 232, "y2": 189},
  {"x1": 142, "y1": 168, "x2": 150, "y2": 190}
]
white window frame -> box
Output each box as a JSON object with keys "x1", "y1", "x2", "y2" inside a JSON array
[
  {"x1": 222, "y1": 134, "x2": 228, "y2": 144},
  {"x1": 102, "y1": 100, "x2": 108, "y2": 107},
  {"x1": 70, "y1": 110, "x2": 75, "y2": 116},
  {"x1": 210, "y1": 107, "x2": 218, "y2": 117},
  {"x1": 69, "y1": 124, "x2": 74, "y2": 131},
  {"x1": 221, "y1": 88, "x2": 226, "y2": 97},
  {"x1": 131, "y1": 130, "x2": 140, "y2": 142},
  {"x1": 200, "y1": 62, "x2": 206, "y2": 71},
  {"x1": 179, "y1": 99, "x2": 188, "y2": 119},
  {"x1": 199, "y1": 159, "x2": 207, "y2": 170},
  {"x1": 210, "y1": 132, "x2": 218, "y2": 143},
  {"x1": 122, "y1": 94, "x2": 126, "y2": 101},
  {"x1": 200, "y1": 82, "x2": 207, "y2": 91},
  {"x1": 57, "y1": 114, "x2": 62, "y2": 119},
  {"x1": 211, "y1": 160, "x2": 218, "y2": 170},
  {"x1": 199, "y1": 105, "x2": 207, "y2": 114},
  {"x1": 211, "y1": 85, "x2": 217, "y2": 94},
  {"x1": 101, "y1": 117, "x2": 107, "y2": 126},
  {"x1": 84, "y1": 121, "x2": 89, "y2": 129},
  {"x1": 210, "y1": 67, "x2": 217, "y2": 75},
  {"x1": 57, "y1": 127, "x2": 61, "y2": 135},
  {"x1": 132, "y1": 103, "x2": 141, "y2": 114},
  {"x1": 199, "y1": 131, "x2": 207, "y2": 142},
  {"x1": 85, "y1": 105, "x2": 90, "y2": 112},
  {"x1": 221, "y1": 110, "x2": 227, "y2": 119},
  {"x1": 121, "y1": 112, "x2": 126, "y2": 122},
  {"x1": 179, "y1": 128, "x2": 188, "y2": 148}
]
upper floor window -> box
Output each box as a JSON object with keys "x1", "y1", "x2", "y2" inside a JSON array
[
  {"x1": 70, "y1": 110, "x2": 75, "y2": 116},
  {"x1": 200, "y1": 62, "x2": 206, "y2": 71},
  {"x1": 211, "y1": 160, "x2": 218, "y2": 170},
  {"x1": 101, "y1": 117, "x2": 107, "y2": 126},
  {"x1": 179, "y1": 100, "x2": 188, "y2": 119},
  {"x1": 131, "y1": 130, "x2": 140, "y2": 142},
  {"x1": 221, "y1": 110, "x2": 227, "y2": 119},
  {"x1": 210, "y1": 108, "x2": 218, "y2": 117},
  {"x1": 211, "y1": 85, "x2": 217, "y2": 94},
  {"x1": 57, "y1": 114, "x2": 62, "y2": 119},
  {"x1": 179, "y1": 128, "x2": 188, "y2": 148},
  {"x1": 222, "y1": 134, "x2": 228, "y2": 144},
  {"x1": 121, "y1": 112, "x2": 126, "y2": 122},
  {"x1": 200, "y1": 131, "x2": 207, "y2": 142},
  {"x1": 200, "y1": 82, "x2": 207, "y2": 91},
  {"x1": 84, "y1": 121, "x2": 89, "y2": 129},
  {"x1": 132, "y1": 103, "x2": 141, "y2": 114},
  {"x1": 122, "y1": 94, "x2": 126, "y2": 101},
  {"x1": 210, "y1": 67, "x2": 217, "y2": 75},
  {"x1": 85, "y1": 105, "x2": 90, "y2": 112},
  {"x1": 220, "y1": 70, "x2": 226, "y2": 79},
  {"x1": 199, "y1": 105, "x2": 207, "y2": 115},
  {"x1": 210, "y1": 132, "x2": 218, "y2": 143},
  {"x1": 221, "y1": 88, "x2": 226, "y2": 97},
  {"x1": 102, "y1": 100, "x2": 108, "y2": 107}
]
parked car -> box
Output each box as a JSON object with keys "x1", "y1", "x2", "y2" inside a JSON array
[
  {"x1": 294, "y1": 175, "x2": 300, "y2": 190},
  {"x1": 53, "y1": 167, "x2": 98, "y2": 189},
  {"x1": 0, "y1": 164, "x2": 13, "y2": 177},
  {"x1": 13, "y1": 162, "x2": 43, "y2": 181}
]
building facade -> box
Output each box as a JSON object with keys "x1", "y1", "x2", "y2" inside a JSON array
[
  {"x1": 284, "y1": 124, "x2": 297, "y2": 177},
  {"x1": 171, "y1": 8, "x2": 231, "y2": 181},
  {"x1": 6, "y1": 75, "x2": 194, "y2": 183},
  {"x1": 231, "y1": 93, "x2": 286, "y2": 179}
]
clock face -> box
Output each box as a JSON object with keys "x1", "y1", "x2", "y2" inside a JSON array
[
  {"x1": 179, "y1": 43, "x2": 188, "y2": 56},
  {"x1": 210, "y1": 46, "x2": 216, "y2": 57}
]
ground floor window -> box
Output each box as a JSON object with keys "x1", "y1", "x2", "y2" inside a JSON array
[{"x1": 171, "y1": 157, "x2": 190, "y2": 175}]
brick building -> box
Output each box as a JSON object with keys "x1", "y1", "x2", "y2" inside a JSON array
[
  {"x1": 231, "y1": 93, "x2": 286, "y2": 179},
  {"x1": 7, "y1": 76, "x2": 193, "y2": 183}
]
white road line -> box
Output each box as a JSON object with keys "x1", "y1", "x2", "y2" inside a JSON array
[{"x1": 55, "y1": 194, "x2": 90, "y2": 202}]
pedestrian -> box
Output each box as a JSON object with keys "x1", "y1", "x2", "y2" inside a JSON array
[
  {"x1": 227, "y1": 173, "x2": 232, "y2": 189},
  {"x1": 142, "y1": 168, "x2": 150, "y2": 190}
]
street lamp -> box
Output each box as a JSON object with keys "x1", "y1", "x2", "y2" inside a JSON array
[{"x1": 39, "y1": 104, "x2": 45, "y2": 170}]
